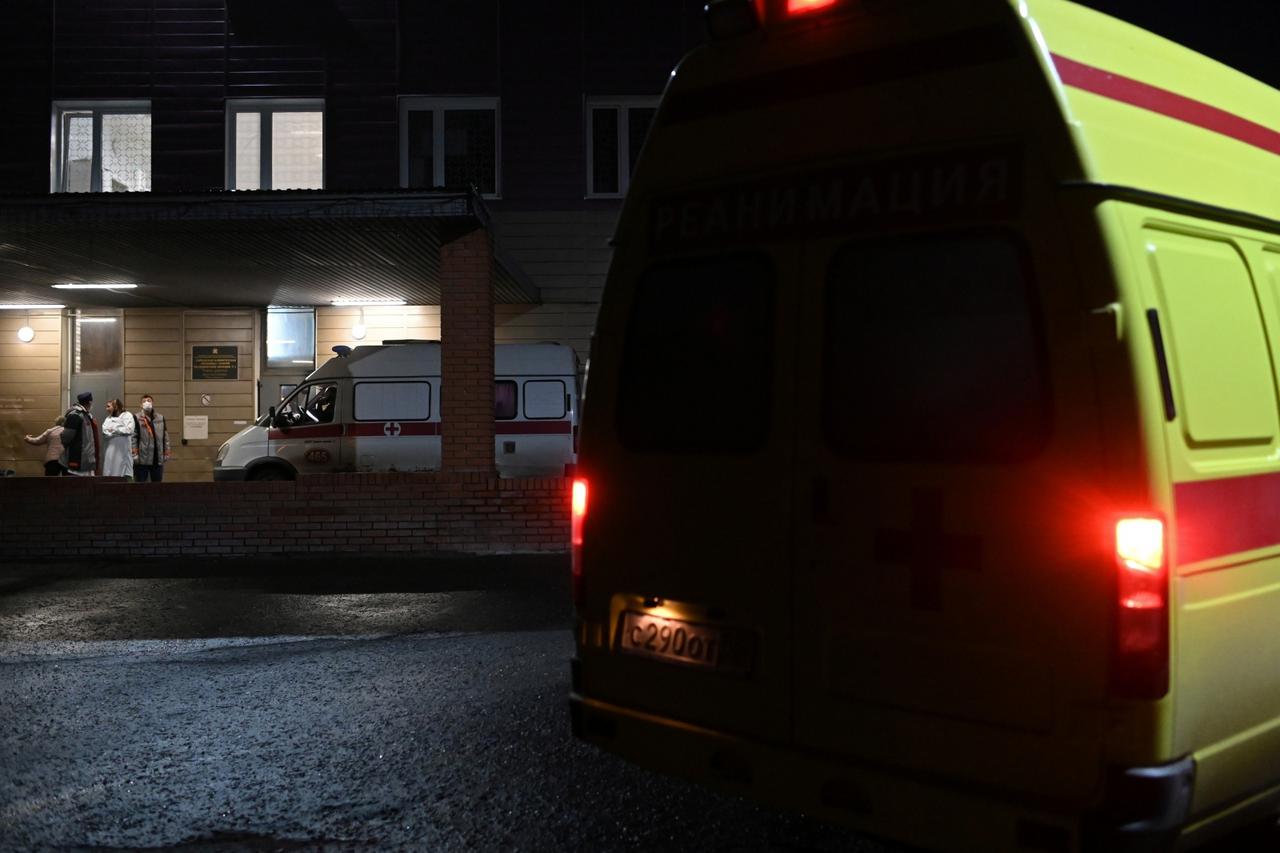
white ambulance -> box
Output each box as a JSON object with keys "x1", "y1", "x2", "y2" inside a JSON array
[{"x1": 214, "y1": 341, "x2": 578, "y2": 480}]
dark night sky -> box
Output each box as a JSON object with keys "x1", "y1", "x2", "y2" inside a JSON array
[{"x1": 1073, "y1": 0, "x2": 1280, "y2": 88}]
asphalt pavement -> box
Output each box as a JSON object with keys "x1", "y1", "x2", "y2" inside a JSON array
[{"x1": 0, "y1": 555, "x2": 891, "y2": 853}]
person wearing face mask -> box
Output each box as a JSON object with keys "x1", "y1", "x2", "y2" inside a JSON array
[
  {"x1": 60, "y1": 391, "x2": 100, "y2": 476},
  {"x1": 132, "y1": 394, "x2": 171, "y2": 483}
]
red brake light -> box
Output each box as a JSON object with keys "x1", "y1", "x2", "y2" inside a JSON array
[
  {"x1": 1112, "y1": 516, "x2": 1169, "y2": 699},
  {"x1": 571, "y1": 478, "x2": 589, "y2": 607},
  {"x1": 786, "y1": 0, "x2": 837, "y2": 15}
]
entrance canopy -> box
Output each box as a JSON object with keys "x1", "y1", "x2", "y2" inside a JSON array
[{"x1": 0, "y1": 190, "x2": 538, "y2": 308}]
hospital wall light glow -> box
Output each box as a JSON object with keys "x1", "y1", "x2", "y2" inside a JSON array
[
  {"x1": 52, "y1": 283, "x2": 138, "y2": 290},
  {"x1": 331, "y1": 298, "x2": 406, "y2": 306}
]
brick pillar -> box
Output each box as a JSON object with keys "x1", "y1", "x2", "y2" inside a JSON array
[{"x1": 440, "y1": 227, "x2": 495, "y2": 473}]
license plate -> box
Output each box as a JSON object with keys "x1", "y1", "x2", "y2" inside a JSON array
[{"x1": 618, "y1": 612, "x2": 722, "y2": 669}]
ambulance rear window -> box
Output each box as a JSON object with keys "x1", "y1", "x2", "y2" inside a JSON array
[
  {"x1": 618, "y1": 253, "x2": 774, "y2": 452},
  {"x1": 823, "y1": 232, "x2": 1049, "y2": 462}
]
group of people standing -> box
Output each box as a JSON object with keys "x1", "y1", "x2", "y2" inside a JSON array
[{"x1": 24, "y1": 391, "x2": 171, "y2": 481}]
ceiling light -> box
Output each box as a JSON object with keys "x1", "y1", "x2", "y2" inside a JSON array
[
  {"x1": 331, "y1": 298, "x2": 406, "y2": 306},
  {"x1": 0, "y1": 304, "x2": 65, "y2": 310},
  {"x1": 17, "y1": 325, "x2": 35, "y2": 343},
  {"x1": 52, "y1": 283, "x2": 138, "y2": 290}
]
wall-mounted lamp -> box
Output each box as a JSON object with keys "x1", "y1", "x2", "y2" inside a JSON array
[
  {"x1": 16, "y1": 325, "x2": 34, "y2": 343},
  {"x1": 351, "y1": 306, "x2": 368, "y2": 340}
]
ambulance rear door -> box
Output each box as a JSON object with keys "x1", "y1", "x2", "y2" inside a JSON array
[
  {"x1": 789, "y1": 147, "x2": 1113, "y2": 805},
  {"x1": 578, "y1": 243, "x2": 802, "y2": 743}
]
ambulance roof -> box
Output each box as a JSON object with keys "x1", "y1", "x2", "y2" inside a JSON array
[
  {"x1": 309, "y1": 342, "x2": 576, "y2": 381},
  {"x1": 1024, "y1": 0, "x2": 1280, "y2": 224}
]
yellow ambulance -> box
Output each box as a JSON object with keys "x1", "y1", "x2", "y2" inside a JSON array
[{"x1": 569, "y1": 0, "x2": 1280, "y2": 850}]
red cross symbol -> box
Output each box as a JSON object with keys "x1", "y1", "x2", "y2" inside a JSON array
[
  {"x1": 383, "y1": 421, "x2": 402, "y2": 436},
  {"x1": 873, "y1": 490, "x2": 982, "y2": 611}
]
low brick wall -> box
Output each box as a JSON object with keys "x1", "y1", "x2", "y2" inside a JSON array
[{"x1": 0, "y1": 473, "x2": 570, "y2": 560}]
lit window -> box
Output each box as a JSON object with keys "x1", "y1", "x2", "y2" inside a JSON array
[
  {"x1": 227, "y1": 100, "x2": 324, "y2": 190},
  {"x1": 266, "y1": 307, "x2": 316, "y2": 370},
  {"x1": 399, "y1": 97, "x2": 500, "y2": 196},
  {"x1": 586, "y1": 97, "x2": 658, "y2": 198},
  {"x1": 52, "y1": 102, "x2": 151, "y2": 193},
  {"x1": 71, "y1": 310, "x2": 123, "y2": 373}
]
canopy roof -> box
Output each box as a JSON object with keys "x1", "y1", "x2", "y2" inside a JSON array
[{"x1": 0, "y1": 189, "x2": 538, "y2": 309}]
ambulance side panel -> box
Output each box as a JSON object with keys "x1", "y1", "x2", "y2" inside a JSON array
[
  {"x1": 347, "y1": 377, "x2": 440, "y2": 473},
  {"x1": 1109, "y1": 202, "x2": 1280, "y2": 819}
]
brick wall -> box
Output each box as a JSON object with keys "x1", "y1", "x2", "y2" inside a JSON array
[
  {"x1": 440, "y1": 228, "x2": 496, "y2": 473},
  {"x1": 0, "y1": 473, "x2": 569, "y2": 560}
]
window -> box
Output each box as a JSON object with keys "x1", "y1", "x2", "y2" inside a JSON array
[
  {"x1": 354, "y1": 382, "x2": 432, "y2": 422},
  {"x1": 279, "y1": 382, "x2": 337, "y2": 426},
  {"x1": 72, "y1": 310, "x2": 123, "y2": 374},
  {"x1": 495, "y1": 381, "x2": 517, "y2": 420},
  {"x1": 524, "y1": 380, "x2": 567, "y2": 419},
  {"x1": 266, "y1": 307, "x2": 316, "y2": 370},
  {"x1": 399, "y1": 97, "x2": 500, "y2": 196},
  {"x1": 227, "y1": 100, "x2": 324, "y2": 190},
  {"x1": 52, "y1": 102, "x2": 151, "y2": 193},
  {"x1": 823, "y1": 232, "x2": 1050, "y2": 462},
  {"x1": 586, "y1": 98, "x2": 658, "y2": 197},
  {"x1": 619, "y1": 254, "x2": 775, "y2": 452}
]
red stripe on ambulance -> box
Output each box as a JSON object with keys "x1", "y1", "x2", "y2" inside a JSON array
[
  {"x1": 1175, "y1": 471, "x2": 1280, "y2": 564},
  {"x1": 346, "y1": 422, "x2": 441, "y2": 437},
  {"x1": 1052, "y1": 54, "x2": 1280, "y2": 158}
]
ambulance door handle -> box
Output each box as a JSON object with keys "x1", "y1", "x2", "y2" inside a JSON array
[
  {"x1": 811, "y1": 475, "x2": 833, "y2": 524},
  {"x1": 1145, "y1": 309, "x2": 1177, "y2": 422}
]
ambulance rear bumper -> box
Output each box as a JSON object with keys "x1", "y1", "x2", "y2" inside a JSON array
[{"x1": 569, "y1": 689, "x2": 1194, "y2": 853}]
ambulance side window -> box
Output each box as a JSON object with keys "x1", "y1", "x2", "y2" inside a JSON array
[
  {"x1": 618, "y1": 253, "x2": 774, "y2": 452},
  {"x1": 353, "y1": 382, "x2": 431, "y2": 421},
  {"x1": 278, "y1": 383, "x2": 338, "y2": 426},
  {"x1": 523, "y1": 380, "x2": 566, "y2": 419},
  {"x1": 823, "y1": 232, "x2": 1049, "y2": 462},
  {"x1": 495, "y1": 381, "x2": 517, "y2": 420}
]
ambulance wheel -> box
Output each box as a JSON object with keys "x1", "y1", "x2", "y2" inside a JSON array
[{"x1": 247, "y1": 465, "x2": 292, "y2": 482}]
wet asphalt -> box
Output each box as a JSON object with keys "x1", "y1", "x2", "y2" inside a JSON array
[{"x1": 0, "y1": 557, "x2": 891, "y2": 853}]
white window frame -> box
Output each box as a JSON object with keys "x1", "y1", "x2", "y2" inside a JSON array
[
  {"x1": 585, "y1": 96, "x2": 659, "y2": 199},
  {"x1": 50, "y1": 100, "x2": 152, "y2": 193},
  {"x1": 225, "y1": 98, "x2": 325, "y2": 191},
  {"x1": 398, "y1": 96, "x2": 501, "y2": 198}
]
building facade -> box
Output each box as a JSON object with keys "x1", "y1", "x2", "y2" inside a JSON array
[{"x1": 0, "y1": 0, "x2": 705, "y2": 479}]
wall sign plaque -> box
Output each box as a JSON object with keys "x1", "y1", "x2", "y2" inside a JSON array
[{"x1": 192, "y1": 346, "x2": 238, "y2": 380}]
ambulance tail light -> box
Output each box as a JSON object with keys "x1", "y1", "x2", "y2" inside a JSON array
[
  {"x1": 786, "y1": 0, "x2": 838, "y2": 15},
  {"x1": 571, "y1": 478, "x2": 589, "y2": 608},
  {"x1": 1112, "y1": 517, "x2": 1169, "y2": 699}
]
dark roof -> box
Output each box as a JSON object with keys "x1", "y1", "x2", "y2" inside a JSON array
[{"x1": 0, "y1": 189, "x2": 538, "y2": 308}]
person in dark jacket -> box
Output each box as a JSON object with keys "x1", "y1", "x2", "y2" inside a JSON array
[
  {"x1": 59, "y1": 391, "x2": 100, "y2": 476},
  {"x1": 132, "y1": 394, "x2": 172, "y2": 482}
]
